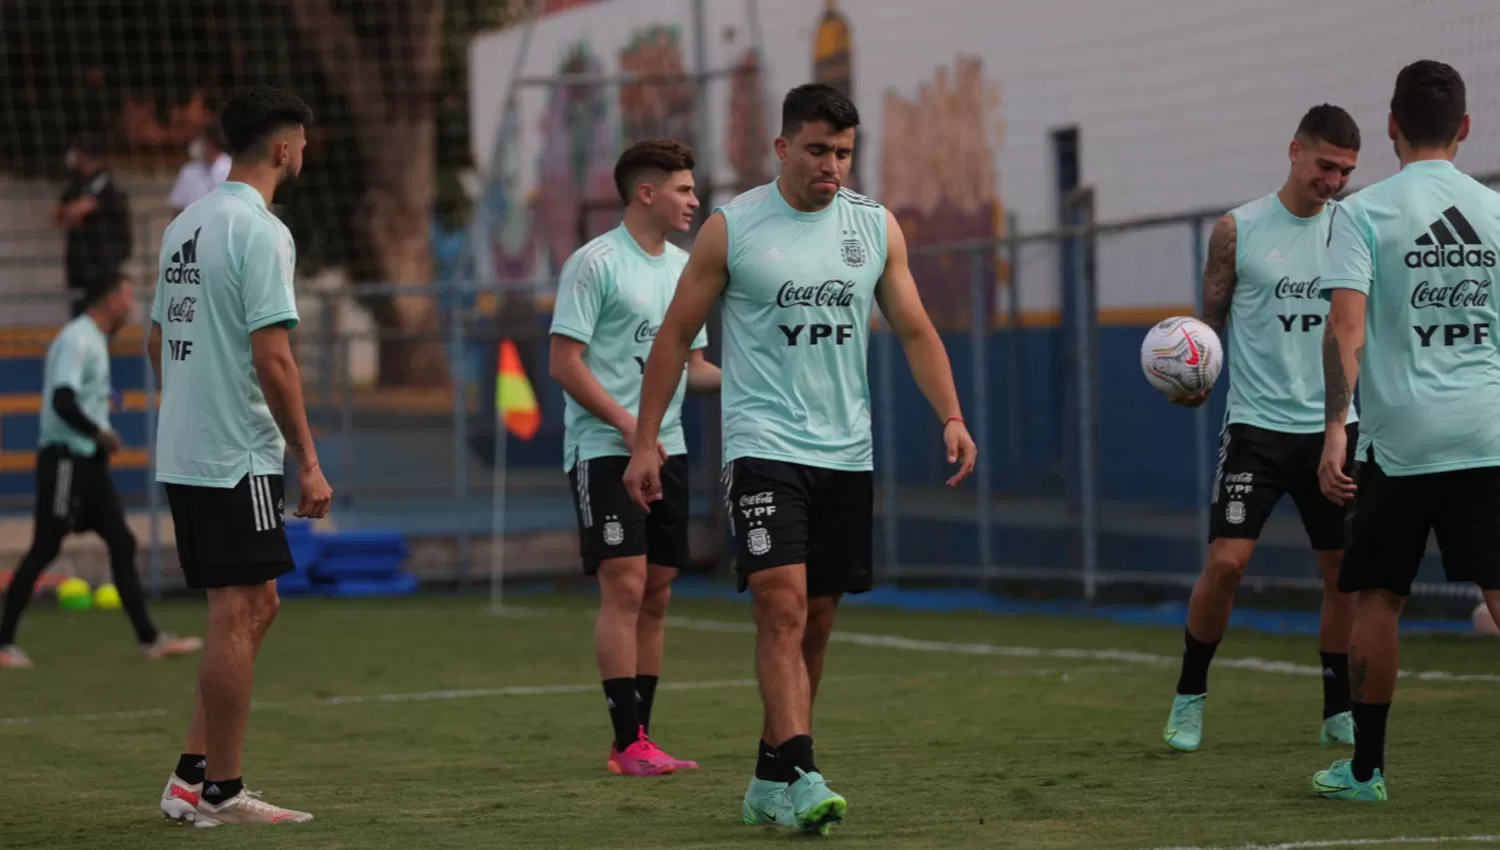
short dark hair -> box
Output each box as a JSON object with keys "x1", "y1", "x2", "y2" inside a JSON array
[
  {"x1": 613, "y1": 139, "x2": 695, "y2": 205},
  {"x1": 218, "y1": 85, "x2": 314, "y2": 158},
  {"x1": 779, "y1": 83, "x2": 859, "y2": 138},
  {"x1": 84, "y1": 275, "x2": 127, "y2": 309},
  {"x1": 1295, "y1": 104, "x2": 1361, "y2": 151},
  {"x1": 204, "y1": 123, "x2": 228, "y2": 152},
  {"x1": 1391, "y1": 60, "x2": 1466, "y2": 148}
]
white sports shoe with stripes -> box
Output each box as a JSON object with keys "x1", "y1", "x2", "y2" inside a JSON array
[{"x1": 194, "y1": 788, "x2": 313, "y2": 827}]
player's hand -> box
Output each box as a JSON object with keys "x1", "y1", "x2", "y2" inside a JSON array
[
  {"x1": 96, "y1": 429, "x2": 123, "y2": 455},
  {"x1": 623, "y1": 446, "x2": 665, "y2": 512},
  {"x1": 943, "y1": 418, "x2": 977, "y2": 486},
  {"x1": 1171, "y1": 389, "x2": 1212, "y2": 408},
  {"x1": 1317, "y1": 426, "x2": 1356, "y2": 506},
  {"x1": 618, "y1": 417, "x2": 668, "y2": 465},
  {"x1": 295, "y1": 463, "x2": 333, "y2": 519}
]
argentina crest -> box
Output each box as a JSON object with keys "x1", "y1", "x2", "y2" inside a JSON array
[{"x1": 840, "y1": 237, "x2": 866, "y2": 268}]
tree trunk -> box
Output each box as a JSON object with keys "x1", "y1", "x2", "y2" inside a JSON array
[{"x1": 285, "y1": 0, "x2": 448, "y2": 387}]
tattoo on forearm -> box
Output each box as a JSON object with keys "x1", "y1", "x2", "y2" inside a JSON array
[
  {"x1": 1323, "y1": 326, "x2": 1351, "y2": 424},
  {"x1": 1200, "y1": 216, "x2": 1238, "y2": 334},
  {"x1": 268, "y1": 401, "x2": 309, "y2": 459},
  {"x1": 1350, "y1": 650, "x2": 1368, "y2": 703}
]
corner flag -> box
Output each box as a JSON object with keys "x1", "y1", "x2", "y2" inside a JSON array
[{"x1": 495, "y1": 339, "x2": 540, "y2": 440}]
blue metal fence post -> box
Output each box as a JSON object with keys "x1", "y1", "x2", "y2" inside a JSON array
[
  {"x1": 1190, "y1": 216, "x2": 1210, "y2": 576},
  {"x1": 1005, "y1": 212, "x2": 1022, "y2": 488},
  {"x1": 449, "y1": 280, "x2": 472, "y2": 588},
  {"x1": 1069, "y1": 200, "x2": 1099, "y2": 601},
  {"x1": 877, "y1": 323, "x2": 899, "y2": 579},
  {"x1": 969, "y1": 248, "x2": 992, "y2": 574},
  {"x1": 140, "y1": 290, "x2": 162, "y2": 600}
]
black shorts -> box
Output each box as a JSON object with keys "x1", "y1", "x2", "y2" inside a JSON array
[
  {"x1": 567, "y1": 454, "x2": 691, "y2": 574},
  {"x1": 1209, "y1": 423, "x2": 1358, "y2": 550},
  {"x1": 722, "y1": 457, "x2": 873, "y2": 597},
  {"x1": 164, "y1": 474, "x2": 295, "y2": 589},
  {"x1": 33, "y1": 445, "x2": 124, "y2": 538},
  {"x1": 1342, "y1": 454, "x2": 1500, "y2": 596}
]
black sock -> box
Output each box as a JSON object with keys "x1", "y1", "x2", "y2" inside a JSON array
[
  {"x1": 1175, "y1": 627, "x2": 1220, "y2": 695},
  {"x1": 1321, "y1": 652, "x2": 1351, "y2": 719},
  {"x1": 776, "y1": 735, "x2": 818, "y2": 778},
  {"x1": 202, "y1": 777, "x2": 243, "y2": 806},
  {"x1": 755, "y1": 738, "x2": 792, "y2": 782},
  {"x1": 603, "y1": 678, "x2": 641, "y2": 751},
  {"x1": 175, "y1": 753, "x2": 206, "y2": 786},
  {"x1": 1350, "y1": 701, "x2": 1390, "y2": 782},
  {"x1": 635, "y1": 674, "x2": 659, "y2": 735}
]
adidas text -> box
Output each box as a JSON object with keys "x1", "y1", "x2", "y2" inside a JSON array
[{"x1": 1405, "y1": 246, "x2": 1497, "y2": 269}]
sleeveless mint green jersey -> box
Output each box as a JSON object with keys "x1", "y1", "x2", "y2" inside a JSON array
[
  {"x1": 38, "y1": 315, "x2": 112, "y2": 456},
  {"x1": 151, "y1": 181, "x2": 300, "y2": 488},
  {"x1": 714, "y1": 182, "x2": 888, "y2": 471},
  {"x1": 1224, "y1": 192, "x2": 1356, "y2": 432},
  {"x1": 549, "y1": 224, "x2": 707, "y2": 470},
  {"x1": 1323, "y1": 159, "x2": 1500, "y2": 475}
]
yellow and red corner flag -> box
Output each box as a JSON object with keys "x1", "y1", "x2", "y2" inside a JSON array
[{"x1": 495, "y1": 339, "x2": 540, "y2": 441}]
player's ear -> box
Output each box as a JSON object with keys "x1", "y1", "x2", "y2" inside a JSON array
[
  {"x1": 773, "y1": 136, "x2": 789, "y2": 162},
  {"x1": 1288, "y1": 137, "x2": 1301, "y2": 163},
  {"x1": 1386, "y1": 113, "x2": 1399, "y2": 143},
  {"x1": 1457, "y1": 113, "x2": 1471, "y2": 143}
]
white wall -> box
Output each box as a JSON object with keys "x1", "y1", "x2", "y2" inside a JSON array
[{"x1": 471, "y1": 0, "x2": 1500, "y2": 314}]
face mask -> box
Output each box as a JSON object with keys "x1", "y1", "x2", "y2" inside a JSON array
[{"x1": 188, "y1": 140, "x2": 205, "y2": 162}]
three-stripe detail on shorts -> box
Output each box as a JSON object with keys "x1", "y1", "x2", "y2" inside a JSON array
[
  {"x1": 249, "y1": 475, "x2": 280, "y2": 532},
  {"x1": 52, "y1": 457, "x2": 74, "y2": 519},
  {"x1": 575, "y1": 460, "x2": 593, "y2": 529}
]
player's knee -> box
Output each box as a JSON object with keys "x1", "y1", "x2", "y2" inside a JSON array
[
  {"x1": 753, "y1": 586, "x2": 806, "y2": 638},
  {"x1": 598, "y1": 561, "x2": 647, "y2": 614},
  {"x1": 249, "y1": 584, "x2": 281, "y2": 633},
  {"x1": 639, "y1": 580, "x2": 671, "y2": 621},
  {"x1": 1207, "y1": 551, "x2": 1251, "y2": 584}
]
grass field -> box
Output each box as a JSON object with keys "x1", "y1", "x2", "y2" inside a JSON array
[{"x1": 2, "y1": 592, "x2": 1498, "y2": 849}]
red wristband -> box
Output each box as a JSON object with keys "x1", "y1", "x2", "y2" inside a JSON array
[{"x1": 944, "y1": 416, "x2": 964, "y2": 427}]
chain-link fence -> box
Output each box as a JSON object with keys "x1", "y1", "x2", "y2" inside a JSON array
[{"x1": 7, "y1": 187, "x2": 1494, "y2": 605}]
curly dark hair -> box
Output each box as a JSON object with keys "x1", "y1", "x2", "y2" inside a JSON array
[{"x1": 218, "y1": 85, "x2": 314, "y2": 157}]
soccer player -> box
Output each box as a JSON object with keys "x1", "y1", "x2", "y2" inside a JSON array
[
  {"x1": 623, "y1": 83, "x2": 977, "y2": 835},
  {"x1": 549, "y1": 139, "x2": 720, "y2": 776},
  {"x1": 0, "y1": 279, "x2": 202, "y2": 670},
  {"x1": 1314, "y1": 59, "x2": 1500, "y2": 801},
  {"x1": 151, "y1": 85, "x2": 330, "y2": 827},
  {"x1": 1162, "y1": 105, "x2": 1363, "y2": 752}
]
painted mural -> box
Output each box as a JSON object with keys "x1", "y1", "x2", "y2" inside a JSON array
[
  {"x1": 474, "y1": 2, "x2": 1003, "y2": 331},
  {"x1": 880, "y1": 56, "x2": 1008, "y2": 331}
]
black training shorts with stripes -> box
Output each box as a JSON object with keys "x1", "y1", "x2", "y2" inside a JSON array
[
  {"x1": 164, "y1": 473, "x2": 295, "y2": 589},
  {"x1": 33, "y1": 444, "x2": 127, "y2": 539}
]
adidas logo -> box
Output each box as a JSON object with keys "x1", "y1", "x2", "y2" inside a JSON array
[
  {"x1": 1405, "y1": 207, "x2": 1496, "y2": 269},
  {"x1": 763, "y1": 246, "x2": 782, "y2": 261},
  {"x1": 165, "y1": 227, "x2": 203, "y2": 285},
  {"x1": 1264, "y1": 248, "x2": 1283, "y2": 263}
]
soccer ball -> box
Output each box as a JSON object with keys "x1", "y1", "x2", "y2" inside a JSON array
[{"x1": 1140, "y1": 316, "x2": 1223, "y2": 399}]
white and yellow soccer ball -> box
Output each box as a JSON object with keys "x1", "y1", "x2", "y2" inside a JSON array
[{"x1": 1140, "y1": 316, "x2": 1223, "y2": 400}]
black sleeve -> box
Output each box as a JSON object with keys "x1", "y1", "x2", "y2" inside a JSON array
[{"x1": 51, "y1": 387, "x2": 101, "y2": 438}]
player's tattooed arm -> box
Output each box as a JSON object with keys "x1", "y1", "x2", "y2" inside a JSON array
[
  {"x1": 1322, "y1": 289, "x2": 1366, "y2": 426},
  {"x1": 1199, "y1": 214, "x2": 1238, "y2": 335}
]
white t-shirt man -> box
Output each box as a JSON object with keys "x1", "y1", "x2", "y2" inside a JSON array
[{"x1": 168, "y1": 152, "x2": 232, "y2": 212}]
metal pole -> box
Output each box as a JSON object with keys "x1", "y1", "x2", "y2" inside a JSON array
[
  {"x1": 450, "y1": 283, "x2": 471, "y2": 588},
  {"x1": 140, "y1": 290, "x2": 162, "y2": 600},
  {"x1": 338, "y1": 333, "x2": 353, "y2": 513},
  {"x1": 1190, "y1": 216, "x2": 1210, "y2": 575},
  {"x1": 1005, "y1": 211, "x2": 1022, "y2": 489},
  {"x1": 1070, "y1": 197, "x2": 1099, "y2": 601},
  {"x1": 877, "y1": 326, "x2": 899, "y2": 578},
  {"x1": 969, "y1": 248, "x2": 992, "y2": 574}
]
